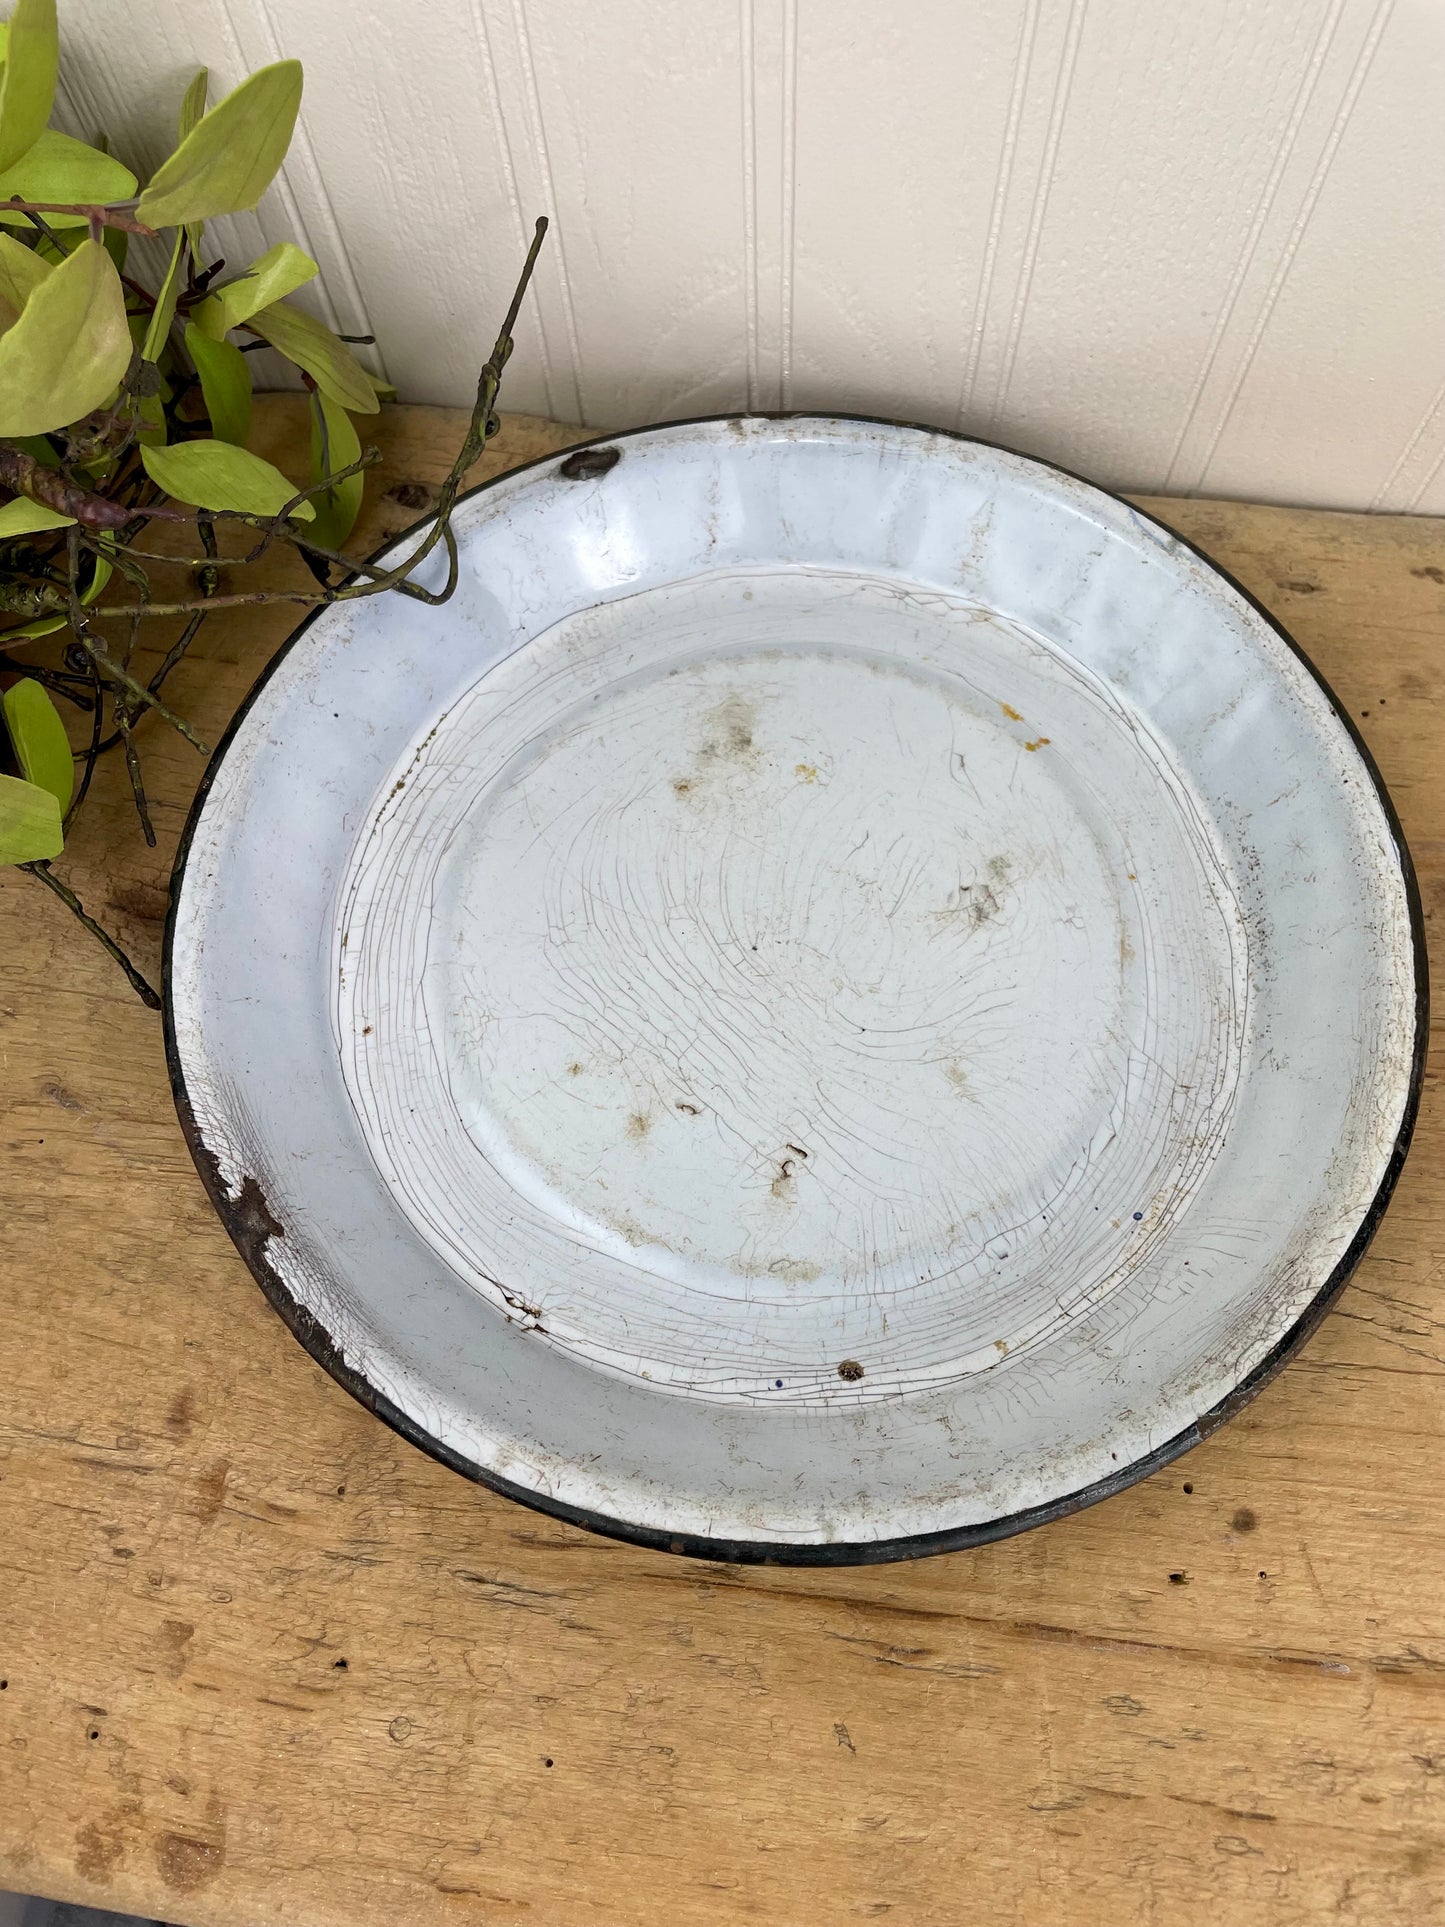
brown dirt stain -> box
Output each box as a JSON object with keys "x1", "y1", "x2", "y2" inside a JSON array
[
  {"x1": 968, "y1": 884, "x2": 1003, "y2": 930},
  {"x1": 697, "y1": 695, "x2": 758, "y2": 766},
  {"x1": 159, "y1": 1619, "x2": 195, "y2": 1679},
  {"x1": 166, "y1": 1388, "x2": 198, "y2": 1436},
  {"x1": 945, "y1": 1061, "x2": 974, "y2": 1099},
  {"x1": 192, "y1": 1459, "x2": 230, "y2": 1525},
  {"x1": 106, "y1": 879, "x2": 169, "y2": 924},
  {"x1": 762, "y1": 1256, "x2": 821, "y2": 1283},
  {"x1": 154, "y1": 1830, "x2": 224, "y2": 1894},
  {"x1": 385, "y1": 480, "x2": 434, "y2": 510},
  {"x1": 74, "y1": 1820, "x2": 126, "y2": 1885}
]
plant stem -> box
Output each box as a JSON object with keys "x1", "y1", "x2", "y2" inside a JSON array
[
  {"x1": 152, "y1": 604, "x2": 209, "y2": 693},
  {"x1": 2, "y1": 197, "x2": 157, "y2": 236},
  {"x1": 72, "y1": 585, "x2": 343, "y2": 619},
  {"x1": 90, "y1": 594, "x2": 212, "y2": 756},
  {"x1": 22, "y1": 862, "x2": 162, "y2": 1009},
  {"x1": 62, "y1": 526, "x2": 208, "y2": 749},
  {"x1": 5, "y1": 221, "x2": 552, "y2": 1010},
  {"x1": 85, "y1": 639, "x2": 209, "y2": 747},
  {"x1": 118, "y1": 707, "x2": 156, "y2": 846},
  {"x1": 80, "y1": 217, "x2": 550, "y2": 625},
  {"x1": 65, "y1": 662, "x2": 105, "y2": 830},
  {"x1": 18, "y1": 664, "x2": 96, "y2": 709}
]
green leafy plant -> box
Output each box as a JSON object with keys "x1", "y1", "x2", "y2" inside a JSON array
[{"x1": 0, "y1": 0, "x2": 547, "y2": 1003}]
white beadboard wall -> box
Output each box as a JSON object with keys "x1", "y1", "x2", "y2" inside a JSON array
[{"x1": 46, "y1": 0, "x2": 1445, "y2": 510}]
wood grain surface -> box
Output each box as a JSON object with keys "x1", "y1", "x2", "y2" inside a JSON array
[{"x1": 1, "y1": 401, "x2": 1441, "y2": 1927}]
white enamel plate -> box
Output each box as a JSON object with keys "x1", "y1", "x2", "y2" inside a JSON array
[{"x1": 166, "y1": 418, "x2": 1424, "y2": 1563}]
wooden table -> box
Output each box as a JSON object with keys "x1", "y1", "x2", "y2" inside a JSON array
[{"x1": 2, "y1": 402, "x2": 1442, "y2": 1927}]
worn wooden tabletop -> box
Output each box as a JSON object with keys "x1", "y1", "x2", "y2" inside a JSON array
[{"x1": 1, "y1": 400, "x2": 1441, "y2": 1927}]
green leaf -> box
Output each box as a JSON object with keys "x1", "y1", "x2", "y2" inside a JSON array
[
  {"x1": 141, "y1": 226, "x2": 186, "y2": 362},
  {"x1": 0, "y1": 493, "x2": 71, "y2": 535},
  {"x1": 10, "y1": 431, "x2": 58, "y2": 466},
  {"x1": 33, "y1": 224, "x2": 83, "y2": 261},
  {"x1": 136, "y1": 59, "x2": 302, "y2": 229},
  {"x1": 0, "y1": 228, "x2": 48, "y2": 329},
  {"x1": 0, "y1": 130, "x2": 138, "y2": 229},
  {"x1": 0, "y1": 0, "x2": 58, "y2": 173},
  {"x1": 186, "y1": 323, "x2": 251, "y2": 445},
  {"x1": 248, "y1": 299, "x2": 378, "y2": 413},
  {"x1": 141, "y1": 438, "x2": 313, "y2": 520},
  {"x1": 178, "y1": 67, "x2": 209, "y2": 140},
  {"x1": 187, "y1": 292, "x2": 225, "y2": 342},
  {"x1": 307, "y1": 389, "x2": 362, "y2": 549},
  {"x1": 213, "y1": 240, "x2": 316, "y2": 332},
  {"x1": 0, "y1": 769, "x2": 62, "y2": 863},
  {"x1": 0, "y1": 544, "x2": 109, "y2": 641},
  {"x1": 178, "y1": 70, "x2": 209, "y2": 257},
  {"x1": 34, "y1": 232, "x2": 88, "y2": 268},
  {"x1": 134, "y1": 389, "x2": 166, "y2": 447},
  {"x1": 2, "y1": 612, "x2": 61, "y2": 639},
  {"x1": 0, "y1": 238, "x2": 130, "y2": 435},
  {"x1": 3, "y1": 674, "x2": 72, "y2": 808},
  {"x1": 100, "y1": 220, "x2": 127, "y2": 274}
]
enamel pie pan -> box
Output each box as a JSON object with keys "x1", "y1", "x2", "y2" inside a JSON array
[{"x1": 165, "y1": 416, "x2": 1425, "y2": 1564}]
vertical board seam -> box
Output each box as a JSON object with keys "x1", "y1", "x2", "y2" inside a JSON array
[
  {"x1": 239, "y1": 0, "x2": 382, "y2": 361},
  {"x1": 509, "y1": 0, "x2": 586, "y2": 422},
  {"x1": 1161, "y1": 0, "x2": 1350, "y2": 492},
  {"x1": 1188, "y1": 0, "x2": 1396, "y2": 496},
  {"x1": 779, "y1": 0, "x2": 798, "y2": 408},
  {"x1": 740, "y1": 0, "x2": 761, "y2": 410},
  {"x1": 1369, "y1": 370, "x2": 1445, "y2": 510},
  {"x1": 468, "y1": 0, "x2": 558, "y2": 420},
  {"x1": 987, "y1": 0, "x2": 1090, "y2": 431},
  {"x1": 1404, "y1": 437, "x2": 1445, "y2": 514},
  {"x1": 956, "y1": 0, "x2": 1041, "y2": 431}
]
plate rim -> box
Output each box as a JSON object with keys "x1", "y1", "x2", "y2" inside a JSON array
[{"x1": 162, "y1": 411, "x2": 1430, "y2": 1567}]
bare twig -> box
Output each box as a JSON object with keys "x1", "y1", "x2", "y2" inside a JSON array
[
  {"x1": 2, "y1": 196, "x2": 157, "y2": 236},
  {"x1": 152, "y1": 605, "x2": 209, "y2": 695},
  {"x1": 16, "y1": 663, "x2": 96, "y2": 709},
  {"x1": 118, "y1": 707, "x2": 156, "y2": 845},
  {"x1": 113, "y1": 601, "x2": 157, "y2": 845},
  {"x1": 65, "y1": 661, "x2": 105, "y2": 829},
  {"x1": 62, "y1": 527, "x2": 207, "y2": 749},
  {"x1": 81, "y1": 217, "x2": 549, "y2": 625},
  {"x1": 198, "y1": 518, "x2": 218, "y2": 601},
  {"x1": 73, "y1": 584, "x2": 343, "y2": 618},
  {"x1": 22, "y1": 862, "x2": 162, "y2": 1008},
  {"x1": 18, "y1": 207, "x2": 61, "y2": 248},
  {"x1": 119, "y1": 272, "x2": 158, "y2": 308},
  {"x1": 90, "y1": 565, "x2": 213, "y2": 755}
]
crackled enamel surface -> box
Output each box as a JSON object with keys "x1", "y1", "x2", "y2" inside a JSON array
[{"x1": 168, "y1": 419, "x2": 1419, "y2": 1556}]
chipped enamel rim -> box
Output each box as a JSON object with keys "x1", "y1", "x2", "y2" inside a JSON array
[{"x1": 163, "y1": 415, "x2": 1428, "y2": 1566}]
